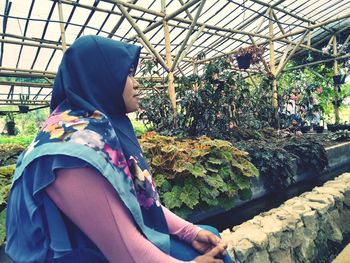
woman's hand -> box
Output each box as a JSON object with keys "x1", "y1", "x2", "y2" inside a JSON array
[
  {"x1": 193, "y1": 246, "x2": 225, "y2": 263},
  {"x1": 191, "y1": 230, "x2": 227, "y2": 254}
]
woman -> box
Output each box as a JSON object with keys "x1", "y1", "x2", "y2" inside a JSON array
[{"x1": 6, "y1": 35, "x2": 232, "y2": 263}]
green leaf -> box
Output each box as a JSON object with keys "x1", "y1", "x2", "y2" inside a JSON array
[
  {"x1": 239, "y1": 188, "x2": 252, "y2": 200},
  {"x1": 161, "y1": 144, "x2": 178, "y2": 153},
  {"x1": 173, "y1": 161, "x2": 193, "y2": 173},
  {"x1": 234, "y1": 175, "x2": 250, "y2": 190},
  {"x1": 163, "y1": 186, "x2": 183, "y2": 209},
  {"x1": 207, "y1": 157, "x2": 223, "y2": 165},
  {"x1": 180, "y1": 183, "x2": 200, "y2": 209},
  {"x1": 204, "y1": 174, "x2": 226, "y2": 189},
  {"x1": 188, "y1": 163, "x2": 207, "y2": 177}
]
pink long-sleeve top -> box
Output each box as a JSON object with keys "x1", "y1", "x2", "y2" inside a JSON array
[{"x1": 46, "y1": 167, "x2": 201, "y2": 263}]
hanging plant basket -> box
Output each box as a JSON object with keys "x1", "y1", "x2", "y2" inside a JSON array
[
  {"x1": 18, "y1": 105, "x2": 29, "y2": 113},
  {"x1": 236, "y1": 54, "x2": 252, "y2": 69},
  {"x1": 5, "y1": 121, "x2": 16, "y2": 136},
  {"x1": 333, "y1": 75, "x2": 346, "y2": 85}
]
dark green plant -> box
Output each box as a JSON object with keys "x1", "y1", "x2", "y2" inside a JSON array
[
  {"x1": 140, "y1": 58, "x2": 275, "y2": 139},
  {"x1": 283, "y1": 137, "x2": 328, "y2": 175},
  {"x1": 236, "y1": 139, "x2": 296, "y2": 192},
  {"x1": 139, "y1": 132, "x2": 259, "y2": 218},
  {"x1": 325, "y1": 130, "x2": 350, "y2": 142}
]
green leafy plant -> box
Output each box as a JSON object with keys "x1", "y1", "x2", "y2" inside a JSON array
[
  {"x1": 325, "y1": 130, "x2": 350, "y2": 142},
  {"x1": 283, "y1": 137, "x2": 328, "y2": 175},
  {"x1": 0, "y1": 164, "x2": 15, "y2": 207},
  {"x1": 0, "y1": 143, "x2": 26, "y2": 166},
  {"x1": 236, "y1": 139, "x2": 296, "y2": 192},
  {"x1": 139, "y1": 132, "x2": 259, "y2": 217},
  {"x1": 140, "y1": 58, "x2": 274, "y2": 139}
]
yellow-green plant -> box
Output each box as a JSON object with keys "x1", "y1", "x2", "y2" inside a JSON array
[
  {"x1": 139, "y1": 132, "x2": 259, "y2": 217},
  {"x1": 0, "y1": 164, "x2": 15, "y2": 207}
]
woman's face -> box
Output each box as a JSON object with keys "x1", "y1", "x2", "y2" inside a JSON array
[{"x1": 123, "y1": 75, "x2": 140, "y2": 113}]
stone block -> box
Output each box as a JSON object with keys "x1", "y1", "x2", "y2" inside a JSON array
[
  {"x1": 247, "y1": 249, "x2": 270, "y2": 263},
  {"x1": 302, "y1": 210, "x2": 318, "y2": 232},
  {"x1": 313, "y1": 187, "x2": 344, "y2": 209},
  {"x1": 230, "y1": 238, "x2": 255, "y2": 262},
  {"x1": 270, "y1": 249, "x2": 293, "y2": 263},
  {"x1": 339, "y1": 207, "x2": 350, "y2": 234},
  {"x1": 297, "y1": 239, "x2": 316, "y2": 261}
]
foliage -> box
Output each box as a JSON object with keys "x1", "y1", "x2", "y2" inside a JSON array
[
  {"x1": 1, "y1": 108, "x2": 49, "y2": 136},
  {"x1": 324, "y1": 130, "x2": 350, "y2": 143},
  {"x1": 283, "y1": 137, "x2": 328, "y2": 175},
  {"x1": 139, "y1": 132, "x2": 259, "y2": 217},
  {"x1": 0, "y1": 144, "x2": 26, "y2": 166},
  {"x1": 0, "y1": 135, "x2": 34, "y2": 146},
  {"x1": 0, "y1": 165, "x2": 15, "y2": 207},
  {"x1": 0, "y1": 210, "x2": 5, "y2": 245},
  {"x1": 236, "y1": 139, "x2": 296, "y2": 192},
  {"x1": 131, "y1": 119, "x2": 147, "y2": 136},
  {"x1": 280, "y1": 57, "x2": 350, "y2": 123},
  {"x1": 236, "y1": 131, "x2": 329, "y2": 192},
  {"x1": 140, "y1": 58, "x2": 275, "y2": 139}
]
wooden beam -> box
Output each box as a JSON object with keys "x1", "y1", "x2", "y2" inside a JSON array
[
  {"x1": 129, "y1": 0, "x2": 201, "y2": 41},
  {"x1": 0, "y1": 33, "x2": 68, "y2": 47},
  {"x1": 254, "y1": 8, "x2": 269, "y2": 34},
  {"x1": 178, "y1": 0, "x2": 193, "y2": 20},
  {"x1": 0, "y1": 67, "x2": 56, "y2": 75},
  {"x1": 0, "y1": 71, "x2": 55, "y2": 79},
  {"x1": 0, "y1": 38, "x2": 63, "y2": 50},
  {"x1": 161, "y1": 0, "x2": 176, "y2": 111},
  {"x1": 176, "y1": 24, "x2": 206, "y2": 70},
  {"x1": 116, "y1": 3, "x2": 170, "y2": 72},
  {"x1": 333, "y1": 35, "x2": 340, "y2": 124},
  {"x1": 100, "y1": 0, "x2": 163, "y2": 17},
  {"x1": 0, "y1": 81, "x2": 52, "y2": 88},
  {"x1": 170, "y1": 0, "x2": 206, "y2": 72},
  {"x1": 57, "y1": 0, "x2": 67, "y2": 52},
  {"x1": 0, "y1": 99, "x2": 50, "y2": 105},
  {"x1": 276, "y1": 43, "x2": 290, "y2": 75},
  {"x1": 276, "y1": 30, "x2": 309, "y2": 77},
  {"x1": 283, "y1": 53, "x2": 350, "y2": 71},
  {"x1": 272, "y1": 13, "x2": 350, "y2": 42},
  {"x1": 269, "y1": 9, "x2": 278, "y2": 113}
]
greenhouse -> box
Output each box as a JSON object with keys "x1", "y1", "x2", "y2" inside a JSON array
[{"x1": 0, "y1": 0, "x2": 350, "y2": 262}]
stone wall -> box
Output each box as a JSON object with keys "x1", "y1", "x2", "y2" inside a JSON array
[{"x1": 221, "y1": 172, "x2": 350, "y2": 263}]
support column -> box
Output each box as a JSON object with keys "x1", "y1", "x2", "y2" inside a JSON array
[
  {"x1": 161, "y1": 0, "x2": 176, "y2": 113},
  {"x1": 57, "y1": 0, "x2": 67, "y2": 53},
  {"x1": 332, "y1": 36, "x2": 340, "y2": 124},
  {"x1": 269, "y1": 9, "x2": 278, "y2": 127}
]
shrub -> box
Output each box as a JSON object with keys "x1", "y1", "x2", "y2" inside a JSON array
[{"x1": 139, "y1": 132, "x2": 259, "y2": 217}]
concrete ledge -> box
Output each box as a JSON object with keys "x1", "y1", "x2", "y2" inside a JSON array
[{"x1": 221, "y1": 172, "x2": 350, "y2": 263}]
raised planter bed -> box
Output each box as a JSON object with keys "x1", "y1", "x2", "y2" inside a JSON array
[{"x1": 188, "y1": 142, "x2": 350, "y2": 225}]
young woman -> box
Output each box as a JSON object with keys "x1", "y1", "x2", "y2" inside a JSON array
[{"x1": 6, "y1": 35, "x2": 232, "y2": 263}]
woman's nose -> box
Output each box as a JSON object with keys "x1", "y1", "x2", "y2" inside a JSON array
[{"x1": 133, "y1": 79, "x2": 139, "y2": 89}]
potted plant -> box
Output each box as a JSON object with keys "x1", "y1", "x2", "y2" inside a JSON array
[
  {"x1": 5, "y1": 112, "x2": 16, "y2": 135},
  {"x1": 18, "y1": 93, "x2": 30, "y2": 113},
  {"x1": 333, "y1": 75, "x2": 346, "y2": 85},
  {"x1": 233, "y1": 45, "x2": 265, "y2": 69}
]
